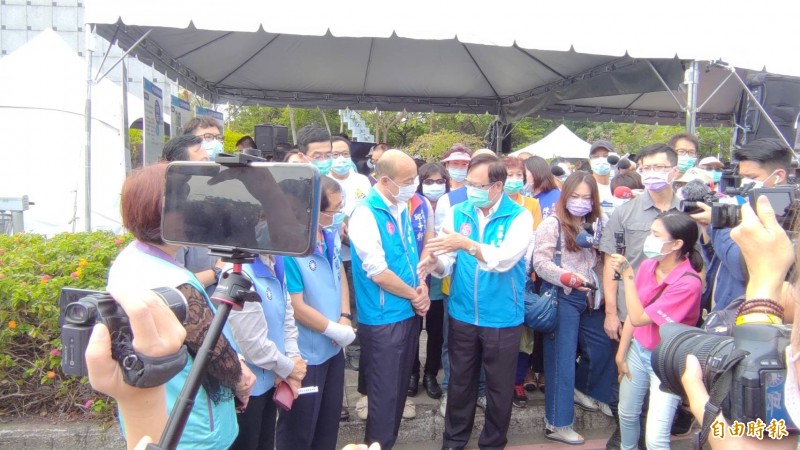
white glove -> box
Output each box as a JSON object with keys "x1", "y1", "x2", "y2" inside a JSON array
[{"x1": 322, "y1": 321, "x2": 356, "y2": 347}]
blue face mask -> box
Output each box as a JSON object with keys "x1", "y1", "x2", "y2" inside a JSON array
[
  {"x1": 323, "y1": 211, "x2": 345, "y2": 232},
  {"x1": 466, "y1": 185, "x2": 495, "y2": 208},
  {"x1": 202, "y1": 140, "x2": 224, "y2": 161},
  {"x1": 677, "y1": 155, "x2": 697, "y2": 173},
  {"x1": 504, "y1": 179, "x2": 524, "y2": 195},
  {"x1": 331, "y1": 157, "x2": 352, "y2": 176},
  {"x1": 312, "y1": 159, "x2": 332, "y2": 175},
  {"x1": 448, "y1": 167, "x2": 467, "y2": 183},
  {"x1": 707, "y1": 169, "x2": 722, "y2": 183}
]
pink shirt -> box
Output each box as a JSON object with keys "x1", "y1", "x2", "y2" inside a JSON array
[{"x1": 632, "y1": 258, "x2": 702, "y2": 351}]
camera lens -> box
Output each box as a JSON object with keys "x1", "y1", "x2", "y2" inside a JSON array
[
  {"x1": 64, "y1": 302, "x2": 97, "y2": 325},
  {"x1": 652, "y1": 323, "x2": 734, "y2": 398},
  {"x1": 151, "y1": 287, "x2": 188, "y2": 324}
]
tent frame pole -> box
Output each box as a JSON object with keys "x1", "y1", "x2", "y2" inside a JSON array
[
  {"x1": 84, "y1": 27, "x2": 94, "y2": 232},
  {"x1": 646, "y1": 60, "x2": 685, "y2": 111},
  {"x1": 95, "y1": 29, "x2": 152, "y2": 84},
  {"x1": 685, "y1": 61, "x2": 699, "y2": 134}
]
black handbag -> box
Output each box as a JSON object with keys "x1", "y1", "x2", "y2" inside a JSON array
[{"x1": 524, "y1": 219, "x2": 561, "y2": 332}]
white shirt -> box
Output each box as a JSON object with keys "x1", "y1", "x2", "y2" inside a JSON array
[
  {"x1": 333, "y1": 170, "x2": 373, "y2": 217},
  {"x1": 598, "y1": 181, "x2": 614, "y2": 225},
  {"x1": 435, "y1": 198, "x2": 533, "y2": 277},
  {"x1": 433, "y1": 192, "x2": 451, "y2": 234},
  {"x1": 348, "y1": 189, "x2": 404, "y2": 278}
]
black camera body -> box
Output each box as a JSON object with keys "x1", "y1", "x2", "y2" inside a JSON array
[
  {"x1": 60, "y1": 288, "x2": 187, "y2": 377},
  {"x1": 653, "y1": 322, "x2": 797, "y2": 434}
]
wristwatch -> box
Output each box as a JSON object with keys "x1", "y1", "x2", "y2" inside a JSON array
[
  {"x1": 468, "y1": 242, "x2": 479, "y2": 256},
  {"x1": 340, "y1": 313, "x2": 353, "y2": 320}
]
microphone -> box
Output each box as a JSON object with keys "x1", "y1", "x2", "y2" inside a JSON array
[
  {"x1": 617, "y1": 158, "x2": 632, "y2": 171},
  {"x1": 576, "y1": 232, "x2": 595, "y2": 249},
  {"x1": 613, "y1": 186, "x2": 633, "y2": 199},
  {"x1": 560, "y1": 272, "x2": 598, "y2": 290},
  {"x1": 678, "y1": 179, "x2": 710, "y2": 202},
  {"x1": 551, "y1": 165, "x2": 566, "y2": 177},
  {"x1": 607, "y1": 154, "x2": 620, "y2": 165}
]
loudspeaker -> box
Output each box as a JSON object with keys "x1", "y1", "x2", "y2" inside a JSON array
[
  {"x1": 254, "y1": 124, "x2": 289, "y2": 155},
  {"x1": 734, "y1": 75, "x2": 800, "y2": 149}
]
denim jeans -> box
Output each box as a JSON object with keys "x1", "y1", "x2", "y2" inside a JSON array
[
  {"x1": 543, "y1": 286, "x2": 614, "y2": 429},
  {"x1": 618, "y1": 339, "x2": 680, "y2": 450},
  {"x1": 441, "y1": 296, "x2": 486, "y2": 396}
]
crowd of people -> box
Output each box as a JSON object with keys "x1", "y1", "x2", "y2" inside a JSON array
[{"x1": 91, "y1": 117, "x2": 800, "y2": 450}]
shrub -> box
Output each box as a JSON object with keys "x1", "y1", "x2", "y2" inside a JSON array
[{"x1": 0, "y1": 232, "x2": 132, "y2": 419}]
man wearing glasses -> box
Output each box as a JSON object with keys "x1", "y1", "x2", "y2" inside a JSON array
[
  {"x1": 669, "y1": 133, "x2": 700, "y2": 176},
  {"x1": 296, "y1": 125, "x2": 335, "y2": 175},
  {"x1": 420, "y1": 153, "x2": 532, "y2": 450},
  {"x1": 599, "y1": 143, "x2": 681, "y2": 448},
  {"x1": 182, "y1": 117, "x2": 224, "y2": 161}
]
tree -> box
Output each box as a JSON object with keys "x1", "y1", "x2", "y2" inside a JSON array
[{"x1": 407, "y1": 131, "x2": 485, "y2": 162}]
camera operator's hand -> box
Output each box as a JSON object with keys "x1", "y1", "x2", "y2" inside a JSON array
[
  {"x1": 289, "y1": 355, "x2": 307, "y2": 381},
  {"x1": 689, "y1": 202, "x2": 712, "y2": 228},
  {"x1": 86, "y1": 288, "x2": 186, "y2": 450},
  {"x1": 731, "y1": 196, "x2": 794, "y2": 302},
  {"x1": 681, "y1": 354, "x2": 794, "y2": 450}
]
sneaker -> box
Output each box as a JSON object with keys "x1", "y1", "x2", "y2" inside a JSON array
[
  {"x1": 671, "y1": 407, "x2": 696, "y2": 436},
  {"x1": 573, "y1": 389, "x2": 599, "y2": 412},
  {"x1": 439, "y1": 392, "x2": 448, "y2": 417},
  {"x1": 544, "y1": 426, "x2": 585, "y2": 445},
  {"x1": 355, "y1": 395, "x2": 368, "y2": 420},
  {"x1": 402, "y1": 398, "x2": 416, "y2": 419},
  {"x1": 513, "y1": 384, "x2": 528, "y2": 408},
  {"x1": 597, "y1": 401, "x2": 613, "y2": 417},
  {"x1": 523, "y1": 369, "x2": 537, "y2": 392},
  {"x1": 476, "y1": 395, "x2": 487, "y2": 411}
]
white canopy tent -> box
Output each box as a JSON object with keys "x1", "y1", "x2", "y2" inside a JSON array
[
  {"x1": 0, "y1": 30, "x2": 126, "y2": 235},
  {"x1": 510, "y1": 125, "x2": 591, "y2": 159},
  {"x1": 83, "y1": 0, "x2": 800, "y2": 127}
]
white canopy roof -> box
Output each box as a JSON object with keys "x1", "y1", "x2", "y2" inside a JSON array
[
  {"x1": 511, "y1": 125, "x2": 591, "y2": 159},
  {"x1": 84, "y1": 0, "x2": 799, "y2": 125}
]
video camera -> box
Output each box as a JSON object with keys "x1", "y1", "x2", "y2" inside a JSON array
[
  {"x1": 679, "y1": 178, "x2": 800, "y2": 230},
  {"x1": 653, "y1": 322, "x2": 797, "y2": 439}
]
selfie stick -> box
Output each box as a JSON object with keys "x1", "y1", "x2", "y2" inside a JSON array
[{"x1": 147, "y1": 248, "x2": 259, "y2": 450}]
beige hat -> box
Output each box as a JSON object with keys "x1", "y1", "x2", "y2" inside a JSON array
[
  {"x1": 698, "y1": 156, "x2": 723, "y2": 169},
  {"x1": 677, "y1": 167, "x2": 713, "y2": 185}
]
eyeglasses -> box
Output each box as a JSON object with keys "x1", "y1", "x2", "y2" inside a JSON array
[
  {"x1": 422, "y1": 179, "x2": 447, "y2": 185},
  {"x1": 200, "y1": 133, "x2": 224, "y2": 142},
  {"x1": 675, "y1": 149, "x2": 697, "y2": 157},
  {"x1": 321, "y1": 209, "x2": 344, "y2": 215},
  {"x1": 332, "y1": 152, "x2": 351, "y2": 159},
  {"x1": 308, "y1": 152, "x2": 333, "y2": 161},
  {"x1": 638, "y1": 165, "x2": 674, "y2": 174},
  {"x1": 465, "y1": 181, "x2": 495, "y2": 189}
]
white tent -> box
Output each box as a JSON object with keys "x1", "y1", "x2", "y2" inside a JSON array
[
  {"x1": 84, "y1": 0, "x2": 800, "y2": 126},
  {"x1": 0, "y1": 29, "x2": 126, "y2": 235},
  {"x1": 511, "y1": 125, "x2": 591, "y2": 159}
]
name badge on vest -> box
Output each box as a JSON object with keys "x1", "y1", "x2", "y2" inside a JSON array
[
  {"x1": 265, "y1": 286, "x2": 273, "y2": 301},
  {"x1": 459, "y1": 223, "x2": 472, "y2": 236},
  {"x1": 308, "y1": 260, "x2": 318, "y2": 271},
  {"x1": 386, "y1": 221, "x2": 396, "y2": 235}
]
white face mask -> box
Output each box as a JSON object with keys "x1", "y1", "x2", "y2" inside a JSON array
[
  {"x1": 422, "y1": 183, "x2": 446, "y2": 201},
  {"x1": 784, "y1": 346, "x2": 800, "y2": 426},
  {"x1": 389, "y1": 176, "x2": 419, "y2": 203}
]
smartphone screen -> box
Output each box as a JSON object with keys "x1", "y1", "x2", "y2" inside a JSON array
[
  {"x1": 750, "y1": 187, "x2": 795, "y2": 218},
  {"x1": 161, "y1": 162, "x2": 320, "y2": 256}
]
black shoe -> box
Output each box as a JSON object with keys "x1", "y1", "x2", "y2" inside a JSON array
[
  {"x1": 671, "y1": 406, "x2": 695, "y2": 436},
  {"x1": 423, "y1": 374, "x2": 442, "y2": 399},
  {"x1": 407, "y1": 373, "x2": 419, "y2": 397}
]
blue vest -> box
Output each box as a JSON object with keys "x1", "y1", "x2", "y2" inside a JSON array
[
  {"x1": 449, "y1": 195, "x2": 527, "y2": 328},
  {"x1": 107, "y1": 242, "x2": 237, "y2": 450},
  {"x1": 290, "y1": 229, "x2": 342, "y2": 365},
  {"x1": 240, "y1": 257, "x2": 289, "y2": 396},
  {"x1": 351, "y1": 189, "x2": 419, "y2": 325},
  {"x1": 448, "y1": 186, "x2": 468, "y2": 206}
]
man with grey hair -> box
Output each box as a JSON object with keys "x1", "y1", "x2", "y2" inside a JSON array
[{"x1": 348, "y1": 149, "x2": 430, "y2": 449}]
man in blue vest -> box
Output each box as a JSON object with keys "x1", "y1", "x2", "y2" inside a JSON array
[
  {"x1": 421, "y1": 153, "x2": 533, "y2": 450},
  {"x1": 348, "y1": 149, "x2": 431, "y2": 449}
]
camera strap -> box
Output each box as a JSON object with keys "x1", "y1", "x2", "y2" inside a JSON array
[
  {"x1": 693, "y1": 348, "x2": 748, "y2": 450},
  {"x1": 112, "y1": 333, "x2": 189, "y2": 388}
]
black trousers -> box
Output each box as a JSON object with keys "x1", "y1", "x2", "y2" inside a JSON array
[
  {"x1": 231, "y1": 388, "x2": 277, "y2": 450},
  {"x1": 444, "y1": 318, "x2": 522, "y2": 450},
  {"x1": 276, "y1": 351, "x2": 345, "y2": 450},
  {"x1": 413, "y1": 299, "x2": 444, "y2": 377},
  {"x1": 360, "y1": 316, "x2": 420, "y2": 450}
]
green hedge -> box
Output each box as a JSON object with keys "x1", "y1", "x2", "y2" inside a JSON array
[{"x1": 0, "y1": 232, "x2": 133, "y2": 419}]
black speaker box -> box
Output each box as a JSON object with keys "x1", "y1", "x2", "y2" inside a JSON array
[
  {"x1": 735, "y1": 75, "x2": 800, "y2": 149},
  {"x1": 254, "y1": 124, "x2": 289, "y2": 155}
]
